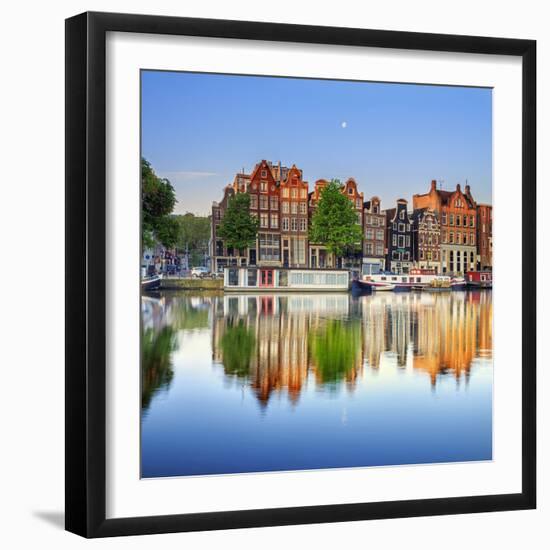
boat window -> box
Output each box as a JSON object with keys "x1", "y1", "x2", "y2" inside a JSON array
[
  {"x1": 381, "y1": 277, "x2": 386, "y2": 281},
  {"x1": 228, "y1": 268, "x2": 239, "y2": 286},
  {"x1": 416, "y1": 277, "x2": 421, "y2": 283},
  {"x1": 402, "y1": 277, "x2": 408, "y2": 283},
  {"x1": 247, "y1": 269, "x2": 257, "y2": 286},
  {"x1": 391, "y1": 277, "x2": 397, "y2": 281},
  {"x1": 279, "y1": 270, "x2": 288, "y2": 287}
]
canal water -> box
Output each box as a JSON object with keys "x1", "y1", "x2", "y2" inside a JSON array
[{"x1": 141, "y1": 290, "x2": 493, "y2": 478}]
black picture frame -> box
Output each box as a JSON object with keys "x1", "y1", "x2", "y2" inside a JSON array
[{"x1": 65, "y1": 11, "x2": 536, "y2": 538}]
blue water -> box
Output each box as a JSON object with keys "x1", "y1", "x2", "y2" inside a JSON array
[{"x1": 141, "y1": 291, "x2": 493, "y2": 477}]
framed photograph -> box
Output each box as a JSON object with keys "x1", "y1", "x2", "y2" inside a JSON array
[{"x1": 65, "y1": 11, "x2": 536, "y2": 537}]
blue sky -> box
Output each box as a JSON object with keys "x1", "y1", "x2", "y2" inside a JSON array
[{"x1": 141, "y1": 71, "x2": 492, "y2": 216}]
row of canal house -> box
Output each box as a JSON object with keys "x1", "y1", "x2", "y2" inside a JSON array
[{"x1": 211, "y1": 161, "x2": 492, "y2": 275}]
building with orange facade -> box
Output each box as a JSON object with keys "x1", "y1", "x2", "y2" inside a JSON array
[
  {"x1": 413, "y1": 180, "x2": 477, "y2": 275},
  {"x1": 476, "y1": 204, "x2": 493, "y2": 270},
  {"x1": 411, "y1": 208, "x2": 441, "y2": 272}
]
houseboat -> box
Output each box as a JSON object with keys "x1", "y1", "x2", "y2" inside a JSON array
[
  {"x1": 223, "y1": 267, "x2": 350, "y2": 292},
  {"x1": 353, "y1": 268, "x2": 452, "y2": 292},
  {"x1": 466, "y1": 270, "x2": 493, "y2": 289}
]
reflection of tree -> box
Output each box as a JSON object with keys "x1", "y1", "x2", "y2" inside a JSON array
[
  {"x1": 220, "y1": 319, "x2": 255, "y2": 378},
  {"x1": 309, "y1": 319, "x2": 362, "y2": 388},
  {"x1": 141, "y1": 326, "x2": 177, "y2": 411},
  {"x1": 168, "y1": 299, "x2": 209, "y2": 331}
]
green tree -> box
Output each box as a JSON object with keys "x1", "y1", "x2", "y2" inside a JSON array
[
  {"x1": 141, "y1": 158, "x2": 177, "y2": 248},
  {"x1": 217, "y1": 192, "x2": 259, "y2": 252},
  {"x1": 309, "y1": 179, "x2": 363, "y2": 262},
  {"x1": 175, "y1": 213, "x2": 211, "y2": 265}
]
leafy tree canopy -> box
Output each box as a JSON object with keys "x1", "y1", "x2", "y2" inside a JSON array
[
  {"x1": 309, "y1": 179, "x2": 363, "y2": 258},
  {"x1": 141, "y1": 157, "x2": 177, "y2": 248},
  {"x1": 217, "y1": 192, "x2": 259, "y2": 252}
]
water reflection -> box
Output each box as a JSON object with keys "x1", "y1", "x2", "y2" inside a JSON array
[
  {"x1": 210, "y1": 292, "x2": 492, "y2": 402},
  {"x1": 141, "y1": 291, "x2": 492, "y2": 477}
]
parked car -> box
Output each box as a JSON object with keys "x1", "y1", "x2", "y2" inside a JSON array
[{"x1": 191, "y1": 266, "x2": 210, "y2": 278}]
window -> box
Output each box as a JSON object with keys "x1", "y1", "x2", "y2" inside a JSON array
[
  {"x1": 282, "y1": 217, "x2": 289, "y2": 231},
  {"x1": 357, "y1": 212, "x2": 362, "y2": 224},
  {"x1": 228, "y1": 268, "x2": 239, "y2": 286},
  {"x1": 356, "y1": 198, "x2": 362, "y2": 208},
  {"x1": 247, "y1": 269, "x2": 257, "y2": 286},
  {"x1": 366, "y1": 228, "x2": 374, "y2": 240},
  {"x1": 259, "y1": 233, "x2": 280, "y2": 261},
  {"x1": 456, "y1": 215, "x2": 461, "y2": 226},
  {"x1": 470, "y1": 252, "x2": 475, "y2": 264},
  {"x1": 463, "y1": 215, "x2": 468, "y2": 226},
  {"x1": 470, "y1": 233, "x2": 475, "y2": 245},
  {"x1": 398, "y1": 223, "x2": 405, "y2": 232},
  {"x1": 261, "y1": 169, "x2": 267, "y2": 177},
  {"x1": 260, "y1": 196, "x2": 268, "y2": 210},
  {"x1": 260, "y1": 213, "x2": 269, "y2": 228},
  {"x1": 393, "y1": 222, "x2": 397, "y2": 230},
  {"x1": 348, "y1": 187, "x2": 353, "y2": 195},
  {"x1": 376, "y1": 244, "x2": 384, "y2": 256},
  {"x1": 278, "y1": 270, "x2": 288, "y2": 287},
  {"x1": 250, "y1": 195, "x2": 258, "y2": 209},
  {"x1": 470, "y1": 215, "x2": 475, "y2": 227},
  {"x1": 403, "y1": 252, "x2": 410, "y2": 261},
  {"x1": 399, "y1": 209, "x2": 405, "y2": 220},
  {"x1": 291, "y1": 218, "x2": 298, "y2": 231},
  {"x1": 282, "y1": 188, "x2": 289, "y2": 198},
  {"x1": 420, "y1": 250, "x2": 424, "y2": 260},
  {"x1": 299, "y1": 218, "x2": 307, "y2": 232},
  {"x1": 442, "y1": 212, "x2": 447, "y2": 225},
  {"x1": 406, "y1": 235, "x2": 410, "y2": 247},
  {"x1": 392, "y1": 234, "x2": 397, "y2": 246},
  {"x1": 270, "y1": 197, "x2": 278, "y2": 210},
  {"x1": 365, "y1": 214, "x2": 371, "y2": 225},
  {"x1": 270, "y1": 214, "x2": 278, "y2": 229},
  {"x1": 282, "y1": 201, "x2": 289, "y2": 214},
  {"x1": 392, "y1": 251, "x2": 400, "y2": 260},
  {"x1": 398, "y1": 235, "x2": 405, "y2": 248},
  {"x1": 442, "y1": 231, "x2": 447, "y2": 243},
  {"x1": 376, "y1": 230, "x2": 384, "y2": 241},
  {"x1": 450, "y1": 232, "x2": 454, "y2": 243},
  {"x1": 260, "y1": 181, "x2": 267, "y2": 192},
  {"x1": 299, "y1": 202, "x2": 307, "y2": 214},
  {"x1": 290, "y1": 188, "x2": 298, "y2": 199},
  {"x1": 365, "y1": 243, "x2": 373, "y2": 255},
  {"x1": 300, "y1": 189, "x2": 307, "y2": 199},
  {"x1": 450, "y1": 214, "x2": 454, "y2": 225},
  {"x1": 292, "y1": 238, "x2": 306, "y2": 264},
  {"x1": 456, "y1": 232, "x2": 461, "y2": 244},
  {"x1": 291, "y1": 202, "x2": 298, "y2": 214},
  {"x1": 463, "y1": 233, "x2": 468, "y2": 245}
]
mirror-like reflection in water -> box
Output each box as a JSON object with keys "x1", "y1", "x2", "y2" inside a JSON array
[{"x1": 141, "y1": 291, "x2": 492, "y2": 477}]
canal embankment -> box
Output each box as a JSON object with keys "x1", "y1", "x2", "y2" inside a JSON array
[{"x1": 160, "y1": 278, "x2": 223, "y2": 291}]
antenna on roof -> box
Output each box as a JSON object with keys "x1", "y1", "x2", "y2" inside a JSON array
[{"x1": 438, "y1": 179, "x2": 444, "y2": 190}]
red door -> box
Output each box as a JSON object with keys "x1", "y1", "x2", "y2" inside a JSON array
[{"x1": 259, "y1": 269, "x2": 274, "y2": 287}]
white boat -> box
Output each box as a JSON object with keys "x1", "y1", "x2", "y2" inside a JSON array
[
  {"x1": 353, "y1": 269, "x2": 453, "y2": 292},
  {"x1": 141, "y1": 274, "x2": 162, "y2": 291}
]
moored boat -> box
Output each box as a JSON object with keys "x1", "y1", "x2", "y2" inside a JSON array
[
  {"x1": 465, "y1": 270, "x2": 493, "y2": 289},
  {"x1": 141, "y1": 274, "x2": 162, "y2": 291},
  {"x1": 224, "y1": 267, "x2": 350, "y2": 292}
]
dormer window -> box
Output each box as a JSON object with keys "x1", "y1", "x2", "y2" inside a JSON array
[
  {"x1": 348, "y1": 187, "x2": 353, "y2": 195},
  {"x1": 261, "y1": 169, "x2": 267, "y2": 178},
  {"x1": 399, "y1": 209, "x2": 405, "y2": 220}
]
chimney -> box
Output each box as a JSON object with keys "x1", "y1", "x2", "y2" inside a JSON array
[
  {"x1": 465, "y1": 184, "x2": 471, "y2": 195},
  {"x1": 456, "y1": 183, "x2": 461, "y2": 192},
  {"x1": 431, "y1": 179, "x2": 437, "y2": 191}
]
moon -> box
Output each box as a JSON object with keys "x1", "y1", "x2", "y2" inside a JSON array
[{"x1": 341, "y1": 121, "x2": 347, "y2": 128}]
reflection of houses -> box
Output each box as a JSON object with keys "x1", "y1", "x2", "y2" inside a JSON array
[
  {"x1": 210, "y1": 290, "x2": 492, "y2": 399},
  {"x1": 212, "y1": 294, "x2": 364, "y2": 404}
]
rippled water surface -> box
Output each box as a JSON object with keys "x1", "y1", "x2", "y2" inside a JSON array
[{"x1": 141, "y1": 290, "x2": 492, "y2": 478}]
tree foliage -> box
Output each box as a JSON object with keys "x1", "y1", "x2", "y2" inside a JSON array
[
  {"x1": 217, "y1": 192, "x2": 259, "y2": 252},
  {"x1": 174, "y1": 212, "x2": 212, "y2": 266},
  {"x1": 309, "y1": 179, "x2": 363, "y2": 258},
  {"x1": 141, "y1": 157, "x2": 177, "y2": 248}
]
